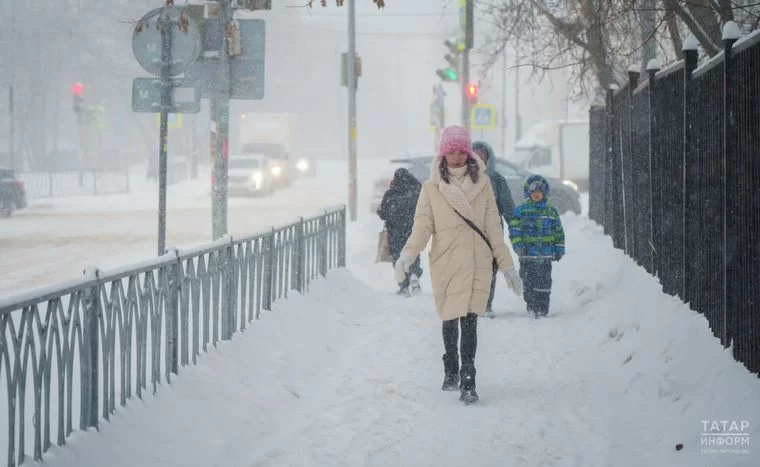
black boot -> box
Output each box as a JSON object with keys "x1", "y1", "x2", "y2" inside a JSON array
[
  {"x1": 441, "y1": 353, "x2": 459, "y2": 391},
  {"x1": 459, "y1": 363, "x2": 479, "y2": 404}
]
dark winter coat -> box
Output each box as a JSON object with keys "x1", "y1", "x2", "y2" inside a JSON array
[
  {"x1": 377, "y1": 168, "x2": 422, "y2": 257},
  {"x1": 472, "y1": 141, "x2": 515, "y2": 225}
]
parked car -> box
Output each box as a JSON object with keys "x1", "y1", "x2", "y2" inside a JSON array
[
  {"x1": 0, "y1": 167, "x2": 27, "y2": 217},
  {"x1": 227, "y1": 154, "x2": 275, "y2": 196},
  {"x1": 370, "y1": 155, "x2": 582, "y2": 215}
]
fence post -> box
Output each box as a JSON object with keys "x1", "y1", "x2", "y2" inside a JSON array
[
  {"x1": 338, "y1": 206, "x2": 347, "y2": 268},
  {"x1": 296, "y1": 217, "x2": 305, "y2": 293},
  {"x1": 625, "y1": 67, "x2": 640, "y2": 259},
  {"x1": 605, "y1": 85, "x2": 616, "y2": 238},
  {"x1": 647, "y1": 60, "x2": 661, "y2": 276},
  {"x1": 81, "y1": 266, "x2": 101, "y2": 431},
  {"x1": 223, "y1": 235, "x2": 235, "y2": 340},
  {"x1": 166, "y1": 247, "x2": 180, "y2": 377},
  {"x1": 263, "y1": 228, "x2": 274, "y2": 311},
  {"x1": 320, "y1": 211, "x2": 328, "y2": 277},
  {"x1": 682, "y1": 37, "x2": 699, "y2": 303},
  {"x1": 722, "y1": 22, "x2": 741, "y2": 349}
]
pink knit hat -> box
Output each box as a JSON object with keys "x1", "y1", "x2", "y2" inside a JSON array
[{"x1": 438, "y1": 125, "x2": 475, "y2": 159}]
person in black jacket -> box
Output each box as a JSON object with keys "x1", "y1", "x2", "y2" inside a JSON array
[
  {"x1": 472, "y1": 140, "x2": 516, "y2": 317},
  {"x1": 377, "y1": 168, "x2": 423, "y2": 296}
]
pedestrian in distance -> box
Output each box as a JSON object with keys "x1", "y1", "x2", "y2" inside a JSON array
[
  {"x1": 395, "y1": 125, "x2": 523, "y2": 404},
  {"x1": 508, "y1": 175, "x2": 565, "y2": 319},
  {"x1": 472, "y1": 140, "x2": 516, "y2": 318},
  {"x1": 377, "y1": 167, "x2": 423, "y2": 296}
]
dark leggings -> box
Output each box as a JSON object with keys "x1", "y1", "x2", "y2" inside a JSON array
[{"x1": 442, "y1": 313, "x2": 478, "y2": 366}]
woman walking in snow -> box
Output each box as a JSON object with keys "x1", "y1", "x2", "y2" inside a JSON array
[
  {"x1": 377, "y1": 167, "x2": 423, "y2": 295},
  {"x1": 395, "y1": 125, "x2": 523, "y2": 404}
]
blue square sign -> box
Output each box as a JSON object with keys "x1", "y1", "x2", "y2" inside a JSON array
[{"x1": 472, "y1": 104, "x2": 496, "y2": 129}]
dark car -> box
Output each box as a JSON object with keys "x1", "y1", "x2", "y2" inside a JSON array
[
  {"x1": 370, "y1": 155, "x2": 582, "y2": 215},
  {"x1": 0, "y1": 167, "x2": 27, "y2": 217}
]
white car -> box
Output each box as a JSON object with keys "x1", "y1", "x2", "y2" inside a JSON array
[{"x1": 227, "y1": 154, "x2": 275, "y2": 196}]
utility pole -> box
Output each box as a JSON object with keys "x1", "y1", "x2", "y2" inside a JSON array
[
  {"x1": 461, "y1": 0, "x2": 473, "y2": 130},
  {"x1": 157, "y1": 4, "x2": 173, "y2": 256},
  {"x1": 347, "y1": 0, "x2": 358, "y2": 222},
  {"x1": 8, "y1": 0, "x2": 15, "y2": 171},
  {"x1": 500, "y1": 48, "x2": 507, "y2": 157},
  {"x1": 212, "y1": 0, "x2": 233, "y2": 239},
  {"x1": 514, "y1": 51, "x2": 522, "y2": 143}
]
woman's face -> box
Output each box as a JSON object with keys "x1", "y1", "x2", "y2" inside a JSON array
[{"x1": 445, "y1": 151, "x2": 468, "y2": 168}]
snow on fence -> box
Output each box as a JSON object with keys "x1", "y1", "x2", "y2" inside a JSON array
[
  {"x1": 588, "y1": 23, "x2": 760, "y2": 376},
  {"x1": 0, "y1": 205, "x2": 347, "y2": 466}
]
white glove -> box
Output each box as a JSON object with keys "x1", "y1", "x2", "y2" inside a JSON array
[
  {"x1": 394, "y1": 254, "x2": 413, "y2": 284},
  {"x1": 502, "y1": 266, "x2": 523, "y2": 296}
]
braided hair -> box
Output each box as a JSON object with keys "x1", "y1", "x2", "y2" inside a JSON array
[{"x1": 438, "y1": 156, "x2": 480, "y2": 184}]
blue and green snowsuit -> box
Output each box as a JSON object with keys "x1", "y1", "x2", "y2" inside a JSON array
[{"x1": 508, "y1": 175, "x2": 565, "y2": 315}]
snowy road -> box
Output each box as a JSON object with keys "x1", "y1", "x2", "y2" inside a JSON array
[
  {"x1": 0, "y1": 160, "x2": 388, "y2": 295},
  {"x1": 35, "y1": 214, "x2": 760, "y2": 467}
]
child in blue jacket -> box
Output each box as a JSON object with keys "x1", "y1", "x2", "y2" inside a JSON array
[{"x1": 508, "y1": 175, "x2": 565, "y2": 318}]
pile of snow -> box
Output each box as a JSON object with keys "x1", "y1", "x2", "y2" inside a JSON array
[{"x1": 32, "y1": 211, "x2": 759, "y2": 467}]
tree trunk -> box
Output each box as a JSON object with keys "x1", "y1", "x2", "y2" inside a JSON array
[
  {"x1": 638, "y1": 0, "x2": 658, "y2": 73},
  {"x1": 686, "y1": 0, "x2": 722, "y2": 49},
  {"x1": 668, "y1": 0, "x2": 720, "y2": 56},
  {"x1": 582, "y1": 0, "x2": 615, "y2": 90},
  {"x1": 665, "y1": 1, "x2": 683, "y2": 58}
]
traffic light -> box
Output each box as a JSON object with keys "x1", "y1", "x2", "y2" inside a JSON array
[
  {"x1": 72, "y1": 82, "x2": 84, "y2": 113},
  {"x1": 436, "y1": 39, "x2": 462, "y2": 82},
  {"x1": 466, "y1": 82, "x2": 478, "y2": 101}
]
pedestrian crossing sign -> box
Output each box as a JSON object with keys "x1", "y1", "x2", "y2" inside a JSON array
[{"x1": 471, "y1": 104, "x2": 496, "y2": 129}]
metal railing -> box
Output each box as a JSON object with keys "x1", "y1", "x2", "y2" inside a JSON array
[
  {"x1": 588, "y1": 25, "x2": 760, "y2": 376},
  {"x1": 19, "y1": 170, "x2": 131, "y2": 199},
  {"x1": 0, "y1": 205, "x2": 346, "y2": 466}
]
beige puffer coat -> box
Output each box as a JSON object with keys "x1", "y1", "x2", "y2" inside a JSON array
[{"x1": 401, "y1": 157, "x2": 515, "y2": 320}]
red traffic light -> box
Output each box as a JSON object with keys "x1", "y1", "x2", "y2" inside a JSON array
[
  {"x1": 71, "y1": 82, "x2": 84, "y2": 96},
  {"x1": 467, "y1": 83, "x2": 478, "y2": 98}
]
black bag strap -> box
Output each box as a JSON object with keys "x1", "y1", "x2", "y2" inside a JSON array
[{"x1": 453, "y1": 209, "x2": 492, "y2": 252}]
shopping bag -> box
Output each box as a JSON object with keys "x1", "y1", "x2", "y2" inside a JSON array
[{"x1": 375, "y1": 230, "x2": 394, "y2": 263}]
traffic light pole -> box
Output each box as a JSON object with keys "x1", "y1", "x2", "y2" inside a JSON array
[
  {"x1": 461, "y1": 0, "x2": 473, "y2": 131},
  {"x1": 347, "y1": 0, "x2": 358, "y2": 222},
  {"x1": 212, "y1": 0, "x2": 232, "y2": 239}
]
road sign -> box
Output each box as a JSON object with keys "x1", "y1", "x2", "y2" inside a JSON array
[
  {"x1": 132, "y1": 78, "x2": 201, "y2": 113},
  {"x1": 471, "y1": 104, "x2": 496, "y2": 129},
  {"x1": 156, "y1": 113, "x2": 184, "y2": 129},
  {"x1": 132, "y1": 6, "x2": 201, "y2": 77},
  {"x1": 184, "y1": 19, "x2": 266, "y2": 100}
]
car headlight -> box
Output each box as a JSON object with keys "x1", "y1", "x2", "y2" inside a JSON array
[
  {"x1": 271, "y1": 166, "x2": 282, "y2": 177},
  {"x1": 562, "y1": 179, "x2": 579, "y2": 192},
  {"x1": 296, "y1": 159, "x2": 309, "y2": 172},
  {"x1": 251, "y1": 171, "x2": 263, "y2": 183}
]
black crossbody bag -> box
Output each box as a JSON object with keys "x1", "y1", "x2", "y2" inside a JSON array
[{"x1": 453, "y1": 210, "x2": 498, "y2": 272}]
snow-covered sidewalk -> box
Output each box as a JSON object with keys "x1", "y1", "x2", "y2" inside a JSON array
[{"x1": 39, "y1": 215, "x2": 760, "y2": 467}]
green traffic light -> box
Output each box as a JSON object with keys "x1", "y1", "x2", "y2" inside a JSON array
[{"x1": 444, "y1": 68, "x2": 458, "y2": 80}]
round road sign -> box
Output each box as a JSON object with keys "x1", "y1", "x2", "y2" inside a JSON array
[{"x1": 132, "y1": 6, "x2": 201, "y2": 78}]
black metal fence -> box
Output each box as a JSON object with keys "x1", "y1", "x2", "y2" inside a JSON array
[
  {"x1": 589, "y1": 29, "x2": 760, "y2": 376},
  {"x1": 0, "y1": 205, "x2": 346, "y2": 466}
]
